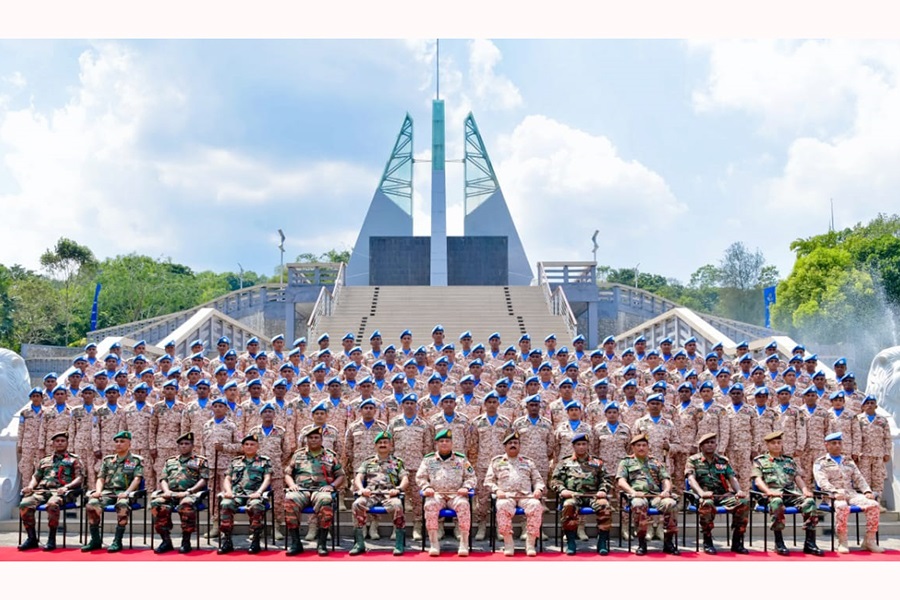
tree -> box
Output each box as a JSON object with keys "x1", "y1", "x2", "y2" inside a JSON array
[
  {"x1": 295, "y1": 249, "x2": 351, "y2": 264},
  {"x1": 714, "y1": 243, "x2": 779, "y2": 325},
  {"x1": 0, "y1": 265, "x2": 14, "y2": 347},
  {"x1": 5, "y1": 267, "x2": 65, "y2": 347},
  {"x1": 39, "y1": 238, "x2": 98, "y2": 344}
]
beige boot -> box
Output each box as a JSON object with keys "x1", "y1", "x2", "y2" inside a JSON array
[
  {"x1": 475, "y1": 522, "x2": 486, "y2": 541},
  {"x1": 413, "y1": 520, "x2": 423, "y2": 541},
  {"x1": 837, "y1": 532, "x2": 850, "y2": 554},
  {"x1": 428, "y1": 530, "x2": 441, "y2": 557},
  {"x1": 503, "y1": 533, "x2": 515, "y2": 556},
  {"x1": 368, "y1": 520, "x2": 380, "y2": 540},
  {"x1": 205, "y1": 524, "x2": 219, "y2": 539},
  {"x1": 577, "y1": 523, "x2": 589, "y2": 541},
  {"x1": 390, "y1": 526, "x2": 397, "y2": 541},
  {"x1": 525, "y1": 534, "x2": 537, "y2": 557},
  {"x1": 274, "y1": 524, "x2": 285, "y2": 541},
  {"x1": 453, "y1": 523, "x2": 461, "y2": 541},
  {"x1": 304, "y1": 523, "x2": 318, "y2": 542},
  {"x1": 458, "y1": 531, "x2": 470, "y2": 556},
  {"x1": 863, "y1": 533, "x2": 884, "y2": 553}
]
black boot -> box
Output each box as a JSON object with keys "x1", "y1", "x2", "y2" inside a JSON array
[
  {"x1": 564, "y1": 531, "x2": 577, "y2": 555},
  {"x1": 774, "y1": 531, "x2": 790, "y2": 556},
  {"x1": 178, "y1": 532, "x2": 193, "y2": 554},
  {"x1": 154, "y1": 531, "x2": 174, "y2": 554},
  {"x1": 81, "y1": 525, "x2": 102, "y2": 551},
  {"x1": 18, "y1": 526, "x2": 39, "y2": 551},
  {"x1": 803, "y1": 529, "x2": 824, "y2": 556},
  {"x1": 316, "y1": 527, "x2": 329, "y2": 556},
  {"x1": 730, "y1": 532, "x2": 749, "y2": 554},
  {"x1": 107, "y1": 525, "x2": 126, "y2": 553},
  {"x1": 349, "y1": 527, "x2": 366, "y2": 556},
  {"x1": 393, "y1": 528, "x2": 406, "y2": 556},
  {"x1": 217, "y1": 532, "x2": 234, "y2": 554},
  {"x1": 286, "y1": 528, "x2": 303, "y2": 556},
  {"x1": 663, "y1": 532, "x2": 680, "y2": 555},
  {"x1": 635, "y1": 536, "x2": 648, "y2": 556},
  {"x1": 248, "y1": 529, "x2": 262, "y2": 554},
  {"x1": 703, "y1": 533, "x2": 717, "y2": 555},
  {"x1": 596, "y1": 530, "x2": 610, "y2": 556},
  {"x1": 43, "y1": 527, "x2": 58, "y2": 551}
]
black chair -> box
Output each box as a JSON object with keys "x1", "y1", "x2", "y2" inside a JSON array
[
  {"x1": 554, "y1": 496, "x2": 599, "y2": 551},
  {"x1": 419, "y1": 489, "x2": 475, "y2": 552},
  {"x1": 348, "y1": 491, "x2": 404, "y2": 552},
  {"x1": 814, "y1": 486, "x2": 879, "y2": 551},
  {"x1": 489, "y1": 493, "x2": 543, "y2": 553},
  {"x1": 618, "y1": 491, "x2": 672, "y2": 553},
  {"x1": 97, "y1": 481, "x2": 148, "y2": 549},
  {"x1": 292, "y1": 490, "x2": 339, "y2": 551},
  {"x1": 149, "y1": 489, "x2": 210, "y2": 550},
  {"x1": 217, "y1": 488, "x2": 273, "y2": 550},
  {"x1": 748, "y1": 483, "x2": 817, "y2": 551},
  {"x1": 681, "y1": 484, "x2": 731, "y2": 551},
  {"x1": 18, "y1": 487, "x2": 84, "y2": 549}
]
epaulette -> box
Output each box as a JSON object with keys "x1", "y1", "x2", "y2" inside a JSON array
[
  {"x1": 423, "y1": 452, "x2": 436, "y2": 458},
  {"x1": 67, "y1": 451, "x2": 80, "y2": 459},
  {"x1": 783, "y1": 454, "x2": 793, "y2": 460},
  {"x1": 454, "y1": 451, "x2": 466, "y2": 458},
  {"x1": 751, "y1": 453, "x2": 766, "y2": 462}
]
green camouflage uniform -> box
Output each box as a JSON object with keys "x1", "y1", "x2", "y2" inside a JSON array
[
  {"x1": 616, "y1": 455, "x2": 677, "y2": 536},
  {"x1": 550, "y1": 454, "x2": 612, "y2": 532},
  {"x1": 220, "y1": 454, "x2": 272, "y2": 533},
  {"x1": 352, "y1": 454, "x2": 407, "y2": 528},
  {"x1": 150, "y1": 453, "x2": 210, "y2": 534},
  {"x1": 685, "y1": 452, "x2": 749, "y2": 535},
  {"x1": 19, "y1": 451, "x2": 83, "y2": 529},
  {"x1": 751, "y1": 453, "x2": 818, "y2": 531},
  {"x1": 87, "y1": 452, "x2": 144, "y2": 526},
  {"x1": 284, "y1": 447, "x2": 342, "y2": 530}
]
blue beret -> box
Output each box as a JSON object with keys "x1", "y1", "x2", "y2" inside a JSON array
[
  {"x1": 472, "y1": 343, "x2": 485, "y2": 352},
  {"x1": 602, "y1": 336, "x2": 615, "y2": 345},
  {"x1": 572, "y1": 335, "x2": 586, "y2": 344},
  {"x1": 840, "y1": 373, "x2": 855, "y2": 381},
  {"x1": 326, "y1": 377, "x2": 341, "y2": 386},
  {"x1": 765, "y1": 341, "x2": 778, "y2": 350},
  {"x1": 217, "y1": 336, "x2": 231, "y2": 345},
  {"x1": 459, "y1": 374, "x2": 475, "y2": 384},
  {"x1": 488, "y1": 332, "x2": 501, "y2": 340},
  {"x1": 829, "y1": 391, "x2": 845, "y2": 401},
  {"x1": 525, "y1": 394, "x2": 542, "y2": 404},
  {"x1": 427, "y1": 373, "x2": 442, "y2": 382},
  {"x1": 134, "y1": 339, "x2": 147, "y2": 348},
  {"x1": 29, "y1": 387, "x2": 43, "y2": 396},
  {"x1": 705, "y1": 352, "x2": 718, "y2": 360},
  {"x1": 824, "y1": 432, "x2": 842, "y2": 442},
  {"x1": 85, "y1": 342, "x2": 97, "y2": 350},
  {"x1": 792, "y1": 344, "x2": 805, "y2": 353},
  {"x1": 660, "y1": 337, "x2": 673, "y2": 345},
  {"x1": 312, "y1": 362, "x2": 327, "y2": 373},
  {"x1": 358, "y1": 398, "x2": 377, "y2": 409},
  {"x1": 390, "y1": 373, "x2": 405, "y2": 382},
  {"x1": 711, "y1": 342, "x2": 724, "y2": 350},
  {"x1": 646, "y1": 349, "x2": 660, "y2": 357},
  {"x1": 342, "y1": 333, "x2": 355, "y2": 341},
  {"x1": 623, "y1": 364, "x2": 636, "y2": 373},
  {"x1": 812, "y1": 370, "x2": 825, "y2": 378},
  {"x1": 243, "y1": 366, "x2": 259, "y2": 375},
  {"x1": 700, "y1": 381, "x2": 714, "y2": 390},
  {"x1": 439, "y1": 392, "x2": 456, "y2": 402},
  {"x1": 754, "y1": 387, "x2": 770, "y2": 396},
  {"x1": 684, "y1": 336, "x2": 697, "y2": 345},
  {"x1": 604, "y1": 402, "x2": 619, "y2": 412},
  {"x1": 557, "y1": 346, "x2": 569, "y2": 354},
  {"x1": 358, "y1": 376, "x2": 373, "y2": 385},
  {"x1": 384, "y1": 344, "x2": 396, "y2": 351},
  {"x1": 403, "y1": 358, "x2": 417, "y2": 367},
  {"x1": 558, "y1": 378, "x2": 574, "y2": 387},
  {"x1": 223, "y1": 381, "x2": 239, "y2": 391},
  {"x1": 593, "y1": 378, "x2": 609, "y2": 387},
  {"x1": 211, "y1": 397, "x2": 227, "y2": 406},
  {"x1": 833, "y1": 357, "x2": 847, "y2": 367},
  {"x1": 317, "y1": 349, "x2": 331, "y2": 356},
  {"x1": 539, "y1": 361, "x2": 552, "y2": 370},
  {"x1": 635, "y1": 336, "x2": 647, "y2": 343},
  {"x1": 349, "y1": 346, "x2": 362, "y2": 355},
  {"x1": 271, "y1": 334, "x2": 285, "y2": 343},
  {"x1": 565, "y1": 400, "x2": 583, "y2": 410},
  {"x1": 342, "y1": 363, "x2": 358, "y2": 371},
  {"x1": 621, "y1": 347, "x2": 635, "y2": 356},
  {"x1": 501, "y1": 360, "x2": 516, "y2": 370},
  {"x1": 652, "y1": 381, "x2": 667, "y2": 390},
  {"x1": 678, "y1": 382, "x2": 693, "y2": 392},
  {"x1": 623, "y1": 379, "x2": 637, "y2": 388},
  {"x1": 646, "y1": 393, "x2": 664, "y2": 403},
  {"x1": 736, "y1": 340, "x2": 749, "y2": 348},
  {"x1": 863, "y1": 395, "x2": 877, "y2": 404},
  {"x1": 431, "y1": 325, "x2": 444, "y2": 334},
  {"x1": 401, "y1": 393, "x2": 418, "y2": 403},
  {"x1": 292, "y1": 337, "x2": 306, "y2": 346},
  {"x1": 529, "y1": 349, "x2": 542, "y2": 357},
  {"x1": 312, "y1": 401, "x2": 330, "y2": 413},
  {"x1": 590, "y1": 349, "x2": 603, "y2": 358},
  {"x1": 246, "y1": 378, "x2": 262, "y2": 387},
  {"x1": 51, "y1": 384, "x2": 67, "y2": 395},
  {"x1": 43, "y1": 372, "x2": 58, "y2": 381},
  {"x1": 460, "y1": 331, "x2": 473, "y2": 340},
  {"x1": 255, "y1": 351, "x2": 267, "y2": 358},
  {"x1": 673, "y1": 350, "x2": 686, "y2": 358},
  {"x1": 775, "y1": 385, "x2": 791, "y2": 394},
  {"x1": 197, "y1": 379, "x2": 211, "y2": 387},
  {"x1": 729, "y1": 383, "x2": 744, "y2": 392},
  {"x1": 434, "y1": 356, "x2": 449, "y2": 365},
  {"x1": 525, "y1": 376, "x2": 539, "y2": 385},
  {"x1": 802, "y1": 386, "x2": 817, "y2": 395},
  {"x1": 400, "y1": 329, "x2": 412, "y2": 338},
  {"x1": 279, "y1": 362, "x2": 294, "y2": 371},
  {"x1": 519, "y1": 334, "x2": 530, "y2": 342},
  {"x1": 186, "y1": 366, "x2": 201, "y2": 375},
  {"x1": 544, "y1": 333, "x2": 556, "y2": 342},
  {"x1": 571, "y1": 432, "x2": 588, "y2": 444},
  {"x1": 469, "y1": 358, "x2": 485, "y2": 367},
  {"x1": 317, "y1": 333, "x2": 330, "y2": 342},
  {"x1": 133, "y1": 383, "x2": 150, "y2": 392},
  {"x1": 414, "y1": 346, "x2": 427, "y2": 355},
  {"x1": 751, "y1": 365, "x2": 765, "y2": 374},
  {"x1": 273, "y1": 378, "x2": 288, "y2": 388},
  {"x1": 651, "y1": 365, "x2": 666, "y2": 374},
  {"x1": 296, "y1": 376, "x2": 311, "y2": 385},
  {"x1": 224, "y1": 350, "x2": 237, "y2": 358},
  {"x1": 483, "y1": 391, "x2": 499, "y2": 400},
  {"x1": 259, "y1": 402, "x2": 276, "y2": 414},
  {"x1": 805, "y1": 354, "x2": 818, "y2": 362},
  {"x1": 372, "y1": 360, "x2": 386, "y2": 368},
  {"x1": 163, "y1": 379, "x2": 179, "y2": 389}
]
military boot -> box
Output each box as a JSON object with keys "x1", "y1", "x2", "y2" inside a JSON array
[
  {"x1": 428, "y1": 530, "x2": 441, "y2": 556},
  {"x1": 154, "y1": 531, "x2": 174, "y2": 554},
  {"x1": 702, "y1": 533, "x2": 717, "y2": 554},
  {"x1": 525, "y1": 534, "x2": 537, "y2": 557},
  {"x1": 576, "y1": 522, "x2": 589, "y2": 541},
  {"x1": 730, "y1": 532, "x2": 749, "y2": 554},
  {"x1": 475, "y1": 522, "x2": 486, "y2": 541},
  {"x1": 349, "y1": 527, "x2": 367, "y2": 556},
  {"x1": 836, "y1": 532, "x2": 850, "y2": 554},
  {"x1": 502, "y1": 533, "x2": 515, "y2": 557},
  {"x1": 368, "y1": 519, "x2": 380, "y2": 540},
  {"x1": 18, "y1": 526, "x2": 39, "y2": 551},
  {"x1": 803, "y1": 529, "x2": 824, "y2": 556},
  {"x1": 81, "y1": 525, "x2": 102, "y2": 551},
  {"x1": 316, "y1": 527, "x2": 329, "y2": 556},
  {"x1": 774, "y1": 531, "x2": 790, "y2": 556},
  {"x1": 286, "y1": 528, "x2": 303, "y2": 556},
  {"x1": 178, "y1": 532, "x2": 193, "y2": 554},
  {"x1": 43, "y1": 527, "x2": 58, "y2": 551},
  {"x1": 393, "y1": 528, "x2": 406, "y2": 556},
  {"x1": 248, "y1": 529, "x2": 262, "y2": 554},
  {"x1": 596, "y1": 530, "x2": 610, "y2": 556},
  {"x1": 564, "y1": 530, "x2": 577, "y2": 555},
  {"x1": 217, "y1": 532, "x2": 234, "y2": 554},
  {"x1": 304, "y1": 522, "x2": 318, "y2": 541},
  {"x1": 635, "y1": 536, "x2": 648, "y2": 556},
  {"x1": 457, "y1": 531, "x2": 470, "y2": 557},
  {"x1": 412, "y1": 520, "x2": 423, "y2": 541},
  {"x1": 863, "y1": 533, "x2": 884, "y2": 554},
  {"x1": 663, "y1": 532, "x2": 680, "y2": 555},
  {"x1": 107, "y1": 526, "x2": 126, "y2": 553}
]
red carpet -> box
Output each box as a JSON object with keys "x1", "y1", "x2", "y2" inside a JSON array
[{"x1": 3, "y1": 547, "x2": 899, "y2": 561}]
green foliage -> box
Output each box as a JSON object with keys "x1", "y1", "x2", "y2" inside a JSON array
[
  {"x1": 39, "y1": 237, "x2": 98, "y2": 344},
  {"x1": 295, "y1": 248, "x2": 351, "y2": 264}
]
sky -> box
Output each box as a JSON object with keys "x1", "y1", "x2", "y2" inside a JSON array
[{"x1": 2, "y1": 39, "x2": 899, "y2": 283}]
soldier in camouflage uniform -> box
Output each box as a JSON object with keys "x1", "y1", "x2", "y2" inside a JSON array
[
  {"x1": 18, "y1": 432, "x2": 83, "y2": 551},
  {"x1": 752, "y1": 430, "x2": 824, "y2": 556},
  {"x1": 685, "y1": 432, "x2": 750, "y2": 554},
  {"x1": 799, "y1": 386, "x2": 830, "y2": 482},
  {"x1": 856, "y1": 395, "x2": 892, "y2": 501},
  {"x1": 248, "y1": 404, "x2": 292, "y2": 541},
  {"x1": 181, "y1": 379, "x2": 215, "y2": 457},
  {"x1": 69, "y1": 386, "x2": 99, "y2": 489},
  {"x1": 724, "y1": 384, "x2": 758, "y2": 492},
  {"x1": 827, "y1": 391, "x2": 862, "y2": 460},
  {"x1": 150, "y1": 432, "x2": 209, "y2": 554},
  {"x1": 284, "y1": 427, "x2": 345, "y2": 556},
  {"x1": 616, "y1": 433, "x2": 679, "y2": 555},
  {"x1": 416, "y1": 429, "x2": 477, "y2": 557},
  {"x1": 81, "y1": 430, "x2": 144, "y2": 553},
  {"x1": 40, "y1": 385, "x2": 73, "y2": 457},
  {"x1": 218, "y1": 433, "x2": 273, "y2": 555},
  {"x1": 17, "y1": 388, "x2": 46, "y2": 487},
  {"x1": 550, "y1": 432, "x2": 613, "y2": 555},
  {"x1": 485, "y1": 431, "x2": 546, "y2": 556},
  {"x1": 122, "y1": 383, "x2": 156, "y2": 490},
  {"x1": 350, "y1": 431, "x2": 409, "y2": 556},
  {"x1": 151, "y1": 380, "x2": 187, "y2": 490},
  {"x1": 512, "y1": 395, "x2": 554, "y2": 485},
  {"x1": 388, "y1": 393, "x2": 434, "y2": 541},
  {"x1": 773, "y1": 385, "x2": 806, "y2": 458},
  {"x1": 467, "y1": 392, "x2": 512, "y2": 541},
  {"x1": 203, "y1": 398, "x2": 242, "y2": 538}
]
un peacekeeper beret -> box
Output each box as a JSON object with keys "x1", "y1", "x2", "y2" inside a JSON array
[
  {"x1": 519, "y1": 334, "x2": 531, "y2": 343},
  {"x1": 652, "y1": 381, "x2": 667, "y2": 390},
  {"x1": 295, "y1": 376, "x2": 310, "y2": 385},
  {"x1": 318, "y1": 333, "x2": 330, "y2": 343},
  {"x1": 243, "y1": 366, "x2": 259, "y2": 376},
  {"x1": 312, "y1": 401, "x2": 330, "y2": 413},
  {"x1": 571, "y1": 432, "x2": 589, "y2": 444},
  {"x1": 751, "y1": 365, "x2": 765, "y2": 374},
  {"x1": 495, "y1": 377, "x2": 511, "y2": 387},
  {"x1": 435, "y1": 428, "x2": 452, "y2": 441},
  {"x1": 401, "y1": 393, "x2": 418, "y2": 403},
  {"x1": 177, "y1": 432, "x2": 194, "y2": 443},
  {"x1": 246, "y1": 378, "x2": 263, "y2": 388},
  {"x1": 660, "y1": 337, "x2": 673, "y2": 345},
  {"x1": 51, "y1": 431, "x2": 69, "y2": 441},
  {"x1": 736, "y1": 340, "x2": 749, "y2": 349},
  {"x1": 792, "y1": 344, "x2": 805, "y2": 353},
  {"x1": 51, "y1": 384, "x2": 66, "y2": 395},
  {"x1": 342, "y1": 332, "x2": 355, "y2": 341},
  {"x1": 318, "y1": 349, "x2": 332, "y2": 356},
  {"x1": 717, "y1": 368, "x2": 731, "y2": 375},
  {"x1": 163, "y1": 379, "x2": 179, "y2": 389},
  {"x1": 459, "y1": 374, "x2": 475, "y2": 384},
  {"x1": 374, "y1": 430, "x2": 392, "y2": 443},
  {"x1": 414, "y1": 346, "x2": 427, "y2": 355},
  {"x1": 712, "y1": 341, "x2": 724, "y2": 350},
  {"x1": 133, "y1": 382, "x2": 150, "y2": 392},
  {"x1": 500, "y1": 360, "x2": 516, "y2": 370},
  {"x1": 812, "y1": 370, "x2": 825, "y2": 379},
  {"x1": 623, "y1": 379, "x2": 637, "y2": 388},
  {"x1": 802, "y1": 386, "x2": 817, "y2": 396},
  {"x1": 43, "y1": 372, "x2": 58, "y2": 381},
  {"x1": 699, "y1": 381, "x2": 715, "y2": 391},
  {"x1": 440, "y1": 392, "x2": 456, "y2": 402},
  {"x1": 259, "y1": 402, "x2": 276, "y2": 414},
  {"x1": 134, "y1": 339, "x2": 148, "y2": 348},
  {"x1": 29, "y1": 387, "x2": 43, "y2": 397},
  {"x1": 211, "y1": 398, "x2": 227, "y2": 406},
  {"x1": 434, "y1": 356, "x2": 449, "y2": 365},
  {"x1": 766, "y1": 341, "x2": 778, "y2": 350},
  {"x1": 359, "y1": 398, "x2": 377, "y2": 409},
  {"x1": 529, "y1": 349, "x2": 541, "y2": 358},
  {"x1": 766, "y1": 354, "x2": 780, "y2": 363},
  {"x1": 70, "y1": 369, "x2": 84, "y2": 376},
  {"x1": 684, "y1": 336, "x2": 697, "y2": 345},
  {"x1": 113, "y1": 431, "x2": 132, "y2": 441},
  {"x1": 630, "y1": 433, "x2": 649, "y2": 445},
  {"x1": 472, "y1": 343, "x2": 485, "y2": 352},
  {"x1": 824, "y1": 432, "x2": 842, "y2": 442},
  {"x1": 558, "y1": 347, "x2": 570, "y2": 355},
  {"x1": 565, "y1": 400, "x2": 583, "y2": 410},
  {"x1": 593, "y1": 378, "x2": 609, "y2": 387},
  {"x1": 372, "y1": 360, "x2": 386, "y2": 369},
  {"x1": 390, "y1": 373, "x2": 405, "y2": 382},
  {"x1": 81, "y1": 384, "x2": 97, "y2": 394},
  {"x1": 705, "y1": 352, "x2": 718, "y2": 360},
  {"x1": 775, "y1": 385, "x2": 791, "y2": 394},
  {"x1": 272, "y1": 376, "x2": 287, "y2": 387},
  {"x1": 739, "y1": 354, "x2": 753, "y2": 363},
  {"x1": 469, "y1": 358, "x2": 485, "y2": 367},
  {"x1": 522, "y1": 375, "x2": 539, "y2": 386},
  {"x1": 312, "y1": 362, "x2": 327, "y2": 373},
  {"x1": 863, "y1": 395, "x2": 877, "y2": 404},
  {"x1": 223, "y1": 381, "x2": 239, "y2": 391},
  {"x1": 558, "y1": 377, "x2": 574, "y2": 388},
  {"x1": 604, "y1": 402, "x2": 619, "y2": 412},
  {"x1": 651, "y1": 365, "x2": 666, "y2": 374},
  {"x1": 646, "y1": 349, "x2": 660, "y2": 357},
  {"x1": 488, "y1": 332, "x2": 501, "y2": 340},
  {"x1": 502, "y1": 430, "x2": 520, "y2": 445},
  {"x1": 349, "y1": 346, "x2": 362, "y2": 355},
  {"x1": 621, "y1": 347, "x2": 635, "y2": 356},
  {"x1": 623, "y1": 364, "x2": 637, "y2": 373},
  {"x1": 326, "y1": 377, "x2": 341, "y2": 386},
  {"x1": 646, "y1": 393, "x2": 665, "y2": 404},
  {"x1": 483, "y1": 391, "x2": 499, "y2": 402},
  {"x1": 460, "y1": 331, "x2": 473, "y2": 340},
  {"x1": 288, "y1": 348, "x2": 301, "y2": 358},
  {"x1": 573, "y1": 334, "x2": 586, "y2": 344},
  {"x1": 197, "y1": 379, "x2": 211, "y2": 387},
  {"x1": 218, "y1": 336, "x2": 231, "y2": 345},
  {"x1": 805, "y1": 354, "x2": 818, "y2": 362},
  {"x1": 754, "y1": 387, "x2": 769, "y2": 396},
  {"x1": 678, "y1": 382, "x2": 693, "y2": 392},
  {"x1": 342, "y1": 363, "x2": 358, "y2": 372},
  {"x1": 601, "y1": 335, "x2": 615, "y2": 345},
  {"x1": 279, "y1": 363, "x2": 293, "y2": 371},
  {"x1": 242, "y1": 433, "x2": 259, "y2": 444},
  {"x1": 189, "y1": 339, "x2": 203, "y2": 348},
  {"x1": 590, "y1": 349, "x2": 603, "y2": 358},
  {"x1": 503, "y1": 345, "x2": 517, "y2": 354},
  {"x1": 115, "y1": 369, "x2": 128, "y2": 377},
  {"x1": 829, "y1": 391, "x2": 845, "y2": 401},
  {"x1": 525, "y1": 394, "x2": 542, "y2": 404},
  {"x1": 840, "y1": 373, "x2": 855, "y2": 381},
  {"x1": 104, "y1": 353, "x2": 119, "y2": 362},
  {"x1": 73, "y1": 355, "x2": 87, "y2": 365},
  {"x1": 158, "y1": 354, "x2": 173, "y2": 363},
  {"x1": 432, "y1": 324, "x2": 444, "y2": 334},
  {"x1": 697, "y1": 432, "x2": 716, "y2": 445},
  {"x1": 427, "y1": 373, "x2": 442, "y2": 383},
  {"x1": 729, "y1": 383, "x2": 744, "y2": 393},
  {"x1": 673, "y1": 350, "x2": 687, "y2": 358},
  {"x1": 834, "y1": 357, "x2": 847, "y2": 367},
  {"x1": 357, "y1": 376, "x2": 374, "y2": 386},
  {"x1": 764, "y1": 431, "x2": 784, "y2": 442},
  {"x1": 443, "y1": 343, "x2": 455, "y2": 351},
  {"x1": 544, "y1": 333, "x2": 556, "y2": 342},
  {"x1": 224, "y1": 349, "x2": 237, "y2": 358}
]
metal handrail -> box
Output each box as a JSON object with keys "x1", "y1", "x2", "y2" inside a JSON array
[
  {"x1": 551, "y1": 286, "x2": 578, "y2": 338},
  {"x1": 307, "y1": 287, "x2": 334, "y2": 332}
]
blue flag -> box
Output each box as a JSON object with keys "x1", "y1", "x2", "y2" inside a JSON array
[
  {"x1": 90, "y1": 282, "x2": 102, "y2": 331},
  {"x1": 763, "y1": 285, "x2": 776, "y2": 329}
]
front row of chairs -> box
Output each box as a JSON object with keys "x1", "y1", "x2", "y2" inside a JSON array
[{"x1": 20, "y1": 485, "x2": 879, "y2": 554}]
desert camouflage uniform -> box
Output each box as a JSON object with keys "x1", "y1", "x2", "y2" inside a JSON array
[
  {"x1": 40, "y1": 405, "x2": 74, "y2": 457},
  {"x1": 121, "y1": 401, "x2": 155, "y2": 489},
  {"x1": 619, "y1": 400, "x2": 647, "y2": 429},
  {"x1": 202, "y1": 417, "x2": 242, "y2": 520},
  {"x1": 813, "y1": 454, "x2": 879, "y2": 536},
  {"x1": 754, "y1": 405, "x2": 779, "y2": 455},
  {"x1": 388, "y1": 414, "x2": 433, "y2": 523},
  {"x1": 486, "y1": 454, "x2": 546, "y2": 537},
  {"x1": 248, "y1": 424, "x2": 291, "y2": 527},
  {"x1": 467, "y1": 413, "x2": 513, "y2": 525},
  {"x1": 512, "y1": 415, "x2": 554, "y2": 482},
  {"x1": 416, "y1": 451, "x2": 477, "y2": 533},
  {"x1": 723, "y1": 403, "x2": 758, "y2": 492},
  {"x1": 857, "y1": 413, "x2": 892, "y2": 497},
  {"x1": 551, "y1": 420, "x2": 593, "y2": 466},
  {"x1": 828, "y1": 409, "x2": 862, "y2": 457},
  {"x1": 180, "y1": 399, "x2": 215, "y2": 457},
  {"x1": 68, "y1": 404, "x2": 99, "y2": 488},
  {"x1": 633, "y1": 414, "x2": 682, "y2": 476},
  {"x1": 799, "y1": 406, "x2": 829, "y2": 481},
  {"x1": 151, "y1": 399, "x2": 187, "y2": 486},
  {"x1": 773, "y1": 404, "x2": 806, "y2": 457},
  {"x1": 430, "y1": 412, "x2": 470, "y2": 454},
  {"x1": 17, "y1": 405, "x2": 44, "y2": 484}
]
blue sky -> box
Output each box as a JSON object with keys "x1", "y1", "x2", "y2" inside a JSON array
[{"x1": 2, "y1": 39, "x2": 898, "y2": 284}]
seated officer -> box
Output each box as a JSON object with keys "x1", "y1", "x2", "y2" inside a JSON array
[
  {"x1": 150, "y1": 432, "x2": 209, "y2": 554},
  {"x1": 218, "y1": 433, "x2": 272, "y2": 555}
]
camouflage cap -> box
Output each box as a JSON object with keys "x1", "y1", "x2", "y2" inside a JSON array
[
  {"x1": 435, "y1": 429, "x2": 452, "y2": 441},
  {"x1": 374, "y1": 431, "x2": 392, "y2": 443},
  {"x1": 113, "y1": 430, "x2": 132, "y2": 441},
  {"x1": 177, "y1": 432, "x2": 194, "y2": 443},
  {"x1": 697, "y1": 432, "x2": 717, "y2": 445},
  {"x1": 764, "y1": 430, "x2": 783, "y2": 442}
]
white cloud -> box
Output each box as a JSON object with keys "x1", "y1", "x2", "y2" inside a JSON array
[
  {"x1": 3, "y1": 71, "x2": 26, "y2": 89},
  {"x1": 468, "y1": 39, "x2": 523, "y2": 111},
  {"x1": 495, "y1": 115, "x2": 685, "y2": 261}
]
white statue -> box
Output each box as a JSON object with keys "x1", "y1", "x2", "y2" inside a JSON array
[
  {"x1": 866, "y1": 345, "x2": 900, "y2": 510},
  {"x1": 0, "y1": 347, "x2": 32, "y2": 519}
]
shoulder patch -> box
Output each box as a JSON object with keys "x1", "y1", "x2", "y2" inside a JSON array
[
  {"x1": 423, "y1": 452, "x2": 435, "y2": 458},
  {"x1": 454, "y1": 451, "x2": 466, "y2": 458}
]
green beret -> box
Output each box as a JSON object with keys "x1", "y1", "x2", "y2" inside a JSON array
[
  {"x1": 435, "y1": 429, "x2": 452, "y2": 441},
  {"x1": 177, "y1": 432, "x2": 194, "y2": 444},
  {"x1": 374, "y1": 431, "x2": 392, "y2": 443},
  {"x1": 241, "y1": 433, "x2": 258, "y2": 444},
  {"x1": 113, "y1": 430, "x2": 132, "y2": 441}
]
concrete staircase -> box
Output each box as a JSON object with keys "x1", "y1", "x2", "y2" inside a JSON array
[{"x1": 313, "y1": 286, "x2": 573, "y2": 344}]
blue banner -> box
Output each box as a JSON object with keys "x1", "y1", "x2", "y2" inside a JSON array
[
  {"x1": 763, "y1": 285, "x2": 777, "y2": 329},
  {"x1": 90, "y1": 282, "x2": 102, "y2": 331}
]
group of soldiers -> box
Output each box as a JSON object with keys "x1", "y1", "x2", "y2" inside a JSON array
[{"x1": 15, "y1": 329, "x2": 892, "y2": 556}]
